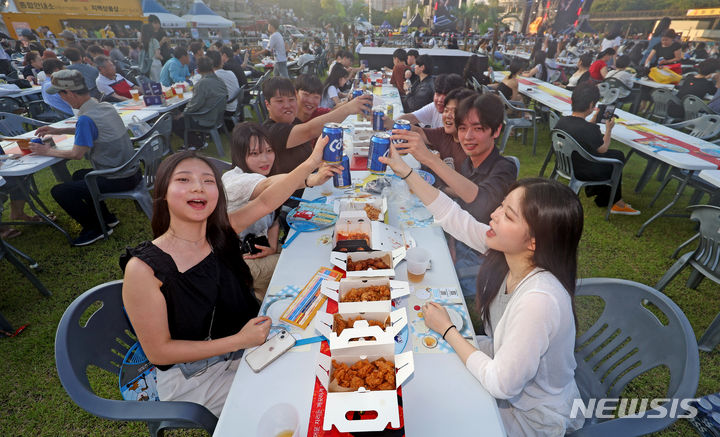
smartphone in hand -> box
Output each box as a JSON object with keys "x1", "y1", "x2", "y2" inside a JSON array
[
  {"x1": 245, "y1": 329, "x2": 296, "y2": 373},
  {"x1": 597, "y1": 104, "x2": 617, "y2": 123}
]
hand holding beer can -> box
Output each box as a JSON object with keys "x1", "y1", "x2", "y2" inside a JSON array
[
  {"x1": 321, "y1": 123, "x2": 343, "y2": 163},
  {"x1": 368, "y1": 132, "x2": 391, "y2": 174},
  {"x1": 333, "y1": 155, "x2": 352, "y2": 188}
]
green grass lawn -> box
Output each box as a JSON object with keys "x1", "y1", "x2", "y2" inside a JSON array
[{"x1": 1, "y1": 121, "x2": 718, "y2": 436}]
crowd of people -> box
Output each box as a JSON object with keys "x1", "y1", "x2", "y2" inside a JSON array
[{"x1": 3, "y1": 14, "x2": 720, "y2": 436}]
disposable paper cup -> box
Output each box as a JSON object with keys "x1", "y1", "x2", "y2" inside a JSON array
[
  {"x1": 256, "y1": 403, "x2": 300, "y2": 437},
  {"x1": 406, "y1": 247, "x2": 430, "y2": 276}
]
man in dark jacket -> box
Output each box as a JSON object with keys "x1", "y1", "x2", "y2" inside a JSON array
[{"x1": 403, "y1": 54, "x2": 435, "y2": 112}]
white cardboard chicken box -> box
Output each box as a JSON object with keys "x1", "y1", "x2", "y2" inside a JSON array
[
  {"x1": 333, "y1": 195, "x2": 387, "y2": 222},
  {"x1": 320, "y1": 277, "x2": 410, "y2": 313},
  {"x1": 315, "y1": 328, "x2": 414, "y2": 433},
  {"x1": 330, "y1": 211, "x2": 413, "y2": 277},
  {"x1": 315, "y1": 307, "x2": 408, "y2": 355}
]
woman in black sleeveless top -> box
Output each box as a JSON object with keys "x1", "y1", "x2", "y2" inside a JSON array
[{"x1": 120, "y1": 139, "x2": 330, "y2": 416}]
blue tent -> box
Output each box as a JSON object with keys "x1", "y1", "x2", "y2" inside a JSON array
[{"x1": 142, "y1": 0, "x2": 187, "y2": 28}]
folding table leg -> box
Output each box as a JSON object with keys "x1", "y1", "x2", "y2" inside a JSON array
[
  {"x1": 636, "y1": 171, "x2": 692, "y2": 237},
  {"x1": 0, "y1": 243, "x2": 51, "y2": 296},
  {"x1": 15, "y1": 182, "x2": 72, "y2": 244},
  {"x1": 0, "y1": 311, "x2": 12, "y2": 332}
]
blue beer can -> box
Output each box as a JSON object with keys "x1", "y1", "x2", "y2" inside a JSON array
[
  {"x1": 368, "y1": 132, "x2": 391, "y2": 174},
  {"x1": 352, "y1": 89, "x2": 363, "y2": 99},
  {"x1": 333, "y1": 155, "x2": 352, "y2": 188},
  {"x1": 372, "y1": 106, "x2": 385, "y2": 131},
  {"x1": 392, "y1": 119, "x2": 412, "y2": 144},
  {"x1": 322, "y1": 122, "x2": 343, "y2": 163}
]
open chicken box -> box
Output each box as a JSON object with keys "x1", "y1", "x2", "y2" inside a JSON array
[
  {"x1": 330, "y1": 211, "x2": 414, "y2": 277},
  {"x1": 333, "y1": 195, "x2": 387, "y2": 222},
  {"x1": 316, "y1": 307, "x2": 408, "y2": 353},
  {"x1": 320, "y1": 277, "x2": 410, "y2": 313},
  {"x1": 315, "y1": 327, "x2": 414, "y2": 432}
]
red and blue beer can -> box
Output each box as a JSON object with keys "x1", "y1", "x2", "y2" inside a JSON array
[
  {"x1": 333, "y1": 155, "x2": 352, "y2": 188},
  {"x1": 392, "y1": 119, "x2": 412, "y2": 144},
  {"x1": 368, "y1": 132, "x2": 391, "y2": 174},
  {"x1": 322, "y1": 122, "x2": 343, "y2": 163}
]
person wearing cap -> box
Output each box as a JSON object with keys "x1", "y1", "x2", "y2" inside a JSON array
[{"x1": 29, "y1": 69, "x2": 141, "y2": 246}]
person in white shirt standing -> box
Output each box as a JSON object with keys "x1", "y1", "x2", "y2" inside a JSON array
[
  {"x1": 259, "y1": 19, "x2": 288, "y2": 78},
  {"x1": 380, "y1": 134, "x2": 586, "y2": 435}
]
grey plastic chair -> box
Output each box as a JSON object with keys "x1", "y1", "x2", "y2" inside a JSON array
[
  {"x1": 666, "y1": 114, "x2": 720, "y2": 141},
  {"x1": 25, "y1": 100, "x2": 71, "y2": 123},
  {"x1": 497, "y1": 90, "x2": 537, "y2": 154},
  {"x1": 0, "y1": 111, "x2": 49, "y2": 136},
  {"x1": 130, "y1": 113, "x2": 173, "y2": 156},
  {"x1": 183, "y1": 95, "x2": 228, "y2": 157},
  {"x1": 225, "y1": 85, "x2": 247, "y2": 128},
  {"x1": 539, "y1": 111, "x2": 560, "y2": 177},
  {"x1": 85, "y1": 133, "x2": 165, "y2": 239},
  {"x1": 597, "y1": 82, "x2": 620, "y2": 105},
  {"x1": 55, "y1": 280, "x2": 218, "y2": 436},
  {"x1": 0, "y1": 97, "x2": 21, "y2": 113},
  {"x1": 570, "y1": 278, "x2": 700, "y2": 436},
  {"x1": 603, "y1": 77, "x2": 632, "y2": 100},
  {"x1": 682, "y1": 94, "x2": 714, "y2": 121},
  {"x1": 647, "y1": 88, "x2": 680, "y2": 124},
  {"x1": 655, "y1": 205, "x2": 720, "y2": 309},
  {"x1": 550, "y1": 129, "x2": 624, "y2": 220}
]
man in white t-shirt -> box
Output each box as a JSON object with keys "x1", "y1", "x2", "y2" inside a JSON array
[
  {"x1": 259, "y1": 19, "x2": 288, "y2": 78},
  {"x1": 397, "y1": 73, "x2": 464, "y2": 128},
  {"x1": 207, "y1": 51, "x2": 240, "y2": 130}
]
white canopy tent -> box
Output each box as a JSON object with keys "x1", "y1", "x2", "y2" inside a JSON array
[{"x1": 181, "y1": 0, "x2": 234, "y2": 28}]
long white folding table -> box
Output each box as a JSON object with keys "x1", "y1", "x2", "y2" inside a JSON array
[
  {"x1": 214, "y1": 178, "x2": 505, "y2": 437},
  {"x1": 493, "y1": 72, "x2": 720, "y2": 236},
  {"x1": 113, "y1": 92, "x2": 193, "y2": 113},
  {"x1": 215, "y1": 78, "x2": 505, "y2": 437},
  {"x1": 0, "y1": 107, "x2": 160, "y2": 242}
]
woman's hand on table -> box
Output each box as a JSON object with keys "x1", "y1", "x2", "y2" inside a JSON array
[
  {"x1": 243, "y1": 244, "x2": 276, "y2": 260},
  {"x1": 422, "y1": 301, "x2": 453, "y2": 335},
  {"x1": 389, "y1": 129, "x2": 435, "y2": 166},
  {"x1": 235, "y1": 316, "x2": 272, "y2": 349},
  {"x1": 307, "y1": 162, "x2": 342, "y2": 187},
  {"x1": 378, "y1": 143, "x2": 411, "y2": 177}
]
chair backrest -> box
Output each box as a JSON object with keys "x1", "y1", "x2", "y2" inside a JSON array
[
  {"x1": 505, "y1": 155, "x2": 520, "y2": 179},
  {"x1": 687, "y1": 204, "x2": 720, "y2": 275},
  {"x1": 682, "y1": 94, "x2": 713, "y2": 120},
  {"x1": 0, "y1": 97, "x2": 21, "y2": 113},
  {"x1": 603, "y1": 77, "x2": 632, "y2": 98},
  {"x1": 574, "y1": 278, "x2": 699, "y2": 429},
  {"x1": 598, "y1": 87, "x2": 620, "y2": 105},
  {"x1": 300, "y1": 60, "x2": 317, "y2": 76},
  {"x1": 0, "y1": 112, "x2": 48, "y2": 136},
  {"x1": 137, "y1": 132, "x2": 166, "y2": 190},
  {"x1": 548, "y1": 111, "x2": 560, "y2": 130},
  {"x1": 55, "y1": 280, "x2": 135, "y2": 387},
  {"x1": 550, "y1": 129, "x2": 580, "y2": 181},
  {"x1": 649, "y1": 88, "x2": 679, "y2": 122},
  {"x1": 676, "y1": 114, "x2": 720, "y2": 140},
  {"x1": 547, "y1": 68, "x2": 561, "y2": 83}
]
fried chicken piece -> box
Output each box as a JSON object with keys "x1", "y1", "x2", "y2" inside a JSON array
[
  {"x1": 346, "y1": 257, "x2": 391, "y2": 271},
  {"x1": 364, "y1": 205, "x2": 381, "y2": 221},
  {"x1": 365, "y1": 369, "x2": 385, "y2": 389},
  {"x1": 331, "y1": 358, "x2": 397, "y2": 391},
  {"x1": 350, "y1": 376, "x2": 365, "y2": 390},
  {"x1": 377, "y1": 382, "x2": 395, "y2": 390},
  {"x1": 333, "y1": 314, "x2": 348, "y2": 336},
  {"x1": 340, "y1": 285, "x2": 392, "y2": 302}
]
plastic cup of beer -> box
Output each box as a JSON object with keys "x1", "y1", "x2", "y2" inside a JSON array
[
  {"x1": 256, "y1": 403, "x2": 300, "y2": 437},
  {"x1": 406, "y1": 247, "x2": 430, "y2": 283},
  {"x1": 173, "y1": 85, "x2": 184, "y2": 99},
  {"x1": 130, "y1": 89, "x2": 140, "y2": 101}
]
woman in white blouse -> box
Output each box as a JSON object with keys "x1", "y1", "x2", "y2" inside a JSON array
[
  {"x1": 380, "y1": 142, "x2": 585, "y2": 436},
  {"x1": 223, "y1": 122, "x2": 340, "y2": 300}
]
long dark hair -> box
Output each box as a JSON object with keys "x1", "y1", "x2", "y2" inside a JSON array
[
  {"x1": 323, "y1": 62, "x2": 349, "y2": 101},
  {"x1": 475, "y1": 178, "x2": 583, "y2": 328},
  {"x1": 533, "y1": 51, "x2": 548, "y2": 81},
  {"x1": 462, "y1": 54, "x2": 489, "y2": 85},
  {"x1": 230, "y1": 122, "x2": 279, "y2": 175},
  {"x1": 151, "y1": 151, "x2": 252, "y2": 289},
  {"x1": 507, "y1": 59, "x2": 523, "y2": 79},
  {"x1": 140, "y1": 23, "x2": 155, "y2": 51}
]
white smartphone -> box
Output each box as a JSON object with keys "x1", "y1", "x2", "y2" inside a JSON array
[{"x1": 245, "y1": 329, "x2": 296, "y2": 373}]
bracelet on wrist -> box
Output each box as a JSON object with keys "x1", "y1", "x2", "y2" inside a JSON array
[
  {"x1": 442, "y1": 324, "x2": 456, "y2": 340},
  {"x1": 401, "y1": 168, "x2": 413, "y2": 180}
]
